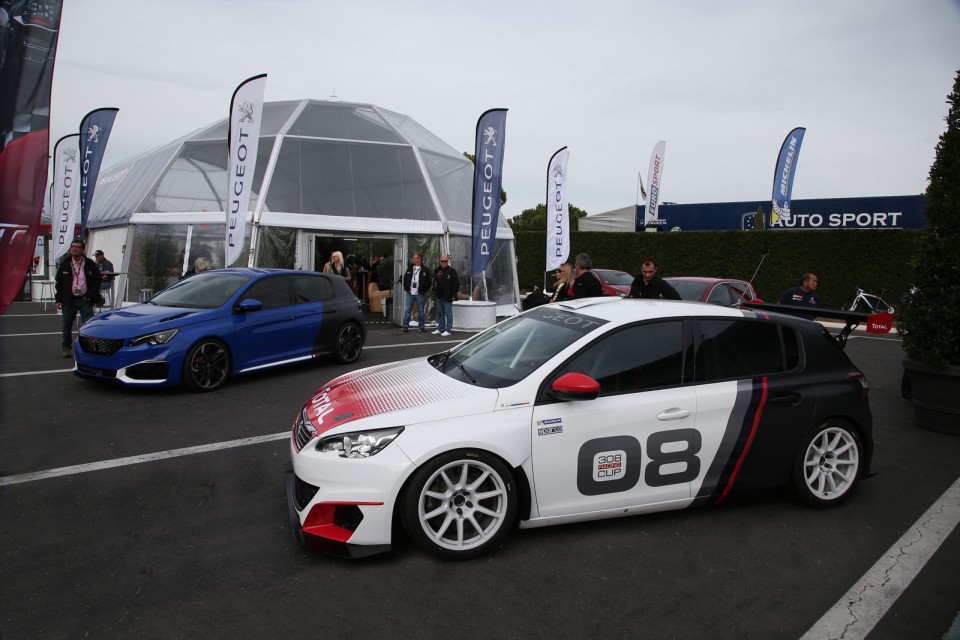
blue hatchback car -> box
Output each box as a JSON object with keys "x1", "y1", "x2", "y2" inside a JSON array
[{"x1": 74, "y1": 269, "x2": 366, "y2": 391}]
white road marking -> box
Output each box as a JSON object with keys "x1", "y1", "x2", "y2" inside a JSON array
[
  {"x1": 0, "y1": 368, "x2": 74, "y2": 378},
  {"x1": 801, "y1": 475, "x2": 960, "y2": 640},
  {"x1": 0, "y1": 433, "x2": 290, "y2": 487},
  {"x1": 0, "y1": 332, "x2": 62, "y2": 337}
]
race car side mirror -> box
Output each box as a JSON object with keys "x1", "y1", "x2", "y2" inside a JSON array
[{"x1": 550, "y1": 372, "x2": 601, "y2": 401}]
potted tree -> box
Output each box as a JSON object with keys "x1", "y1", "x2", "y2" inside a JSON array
[{"x1": 899, "y1": 69, "x2": 960, "y2": 435}]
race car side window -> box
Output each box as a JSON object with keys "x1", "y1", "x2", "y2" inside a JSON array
[
  {"x1": 240, "y1": 276, "x2": 293, "y2": 310},
  {"x1": 291, "y1": 274, "x2": 335, "y2": 303},
  {"x1": 556, "y1": 320, "x2": 685, "y2": 396},
  {"x1": 694, "y1": 319, "x2": 794, "y2": 382}
]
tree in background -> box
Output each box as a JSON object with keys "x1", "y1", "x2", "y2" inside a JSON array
[
  {"x1": 753, "y1": 205, "x2": 766, "y2": 231},
  {"x1": 899, "y1": 69, "x2": 960, "y2": 367},
  {"x1": 508, "y1": 203, "x2": 588, "y2": 233}
]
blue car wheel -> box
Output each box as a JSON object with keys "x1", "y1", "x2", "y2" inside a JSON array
[
  {"x1": 333, "y1": 322, "x2": 363, "y2": 364},
  {"x1": 183, "y1": 339, "x2": 231, "y2": 392}
]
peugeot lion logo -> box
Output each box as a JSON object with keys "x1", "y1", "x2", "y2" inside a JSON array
[
  {"x1": 237, "y1": 100, "x2": 256, "y2": 123},
  {"x1": 63, "y1": 148, "x2": 77, "y2": 163},
  {"x1": 482, "y1": 126, "x2": 497, "y2": 146},
  {"x1": 86, "y1": 125, "x2": 101, "y2": 142},
  {"x1": 552, "y1": 162, "x2": 564, "y2": 179}
]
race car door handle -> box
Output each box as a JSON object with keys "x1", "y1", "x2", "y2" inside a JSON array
[
  {"x1": 656, "y1": 408, "x2": 692, "y2": 421},
  {"x1": 767, "y1": 392, "x2": 803, "y2": 407}
]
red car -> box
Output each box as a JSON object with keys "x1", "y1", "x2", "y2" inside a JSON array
[
  {"x1": 664, "y1": 277, "x2": 764, "y2": 307},
  {"x1": 592, "y1": 268, "x2": 634, "y2": 297}
]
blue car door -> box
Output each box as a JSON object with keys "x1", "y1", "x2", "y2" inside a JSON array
[{"x1": 230, "y1": 275, "x2": 301, "y2": 370}]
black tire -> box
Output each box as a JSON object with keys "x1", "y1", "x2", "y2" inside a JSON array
[
  {"x1": 793, "y1": 420, "x2": 862, "y2": 508},
  {"x1": 401, "y1": 450, "x2": 517, "y2": 560},
  {"x1": 332, "y1": 322, "x2": 363, "y2": 364},
  {"x1": 182, "y1": 339, "x2": 231, "y2": 392}
]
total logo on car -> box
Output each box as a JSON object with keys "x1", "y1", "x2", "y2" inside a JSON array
[{"x1": 286, "y1": 297, "x2": 873, "y2": 559}]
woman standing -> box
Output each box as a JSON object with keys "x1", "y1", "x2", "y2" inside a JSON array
[
  {"x1": 323, "y1": 251, "x2": 350, "y2": 279},
  {"x1": 550, "y1": 263, "x2": 573, "y2": 302}
]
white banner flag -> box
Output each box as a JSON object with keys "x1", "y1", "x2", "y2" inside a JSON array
[
  {"x1": 545, "y1": 147, "x2": 570, "y2": 272},
  {"x1": 225, "y1": 74, "x2": 267, "y2": 267},
  {"x1": 645, "y1": 140, "x2": 666, "y2": 228},
  {"x1": 51, "y1": 133, "x2": 81, "y2": 262}
]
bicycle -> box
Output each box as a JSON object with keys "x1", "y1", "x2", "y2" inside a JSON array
[{"x1": 846, "y1": 287, "x2": 895, "y2": 314}]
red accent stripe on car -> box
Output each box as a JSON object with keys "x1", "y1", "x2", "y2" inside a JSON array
[
  {"x1": 715, "y1": 376, "x2": 768, "y2": 503},
  {"x1": 302, "y1": 501, "x2": 384, "y2": 542}
]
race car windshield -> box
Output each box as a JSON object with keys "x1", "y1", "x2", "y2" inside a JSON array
[
  {"x1": 150, "y1": 273, "x2": 252, "y2": 309},
  {"x1": 442, "y1": 307, "x2": 608, "y2": 388}
]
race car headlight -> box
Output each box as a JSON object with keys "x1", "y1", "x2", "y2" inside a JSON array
[
  {"x1": 316, "y1": 426, "x2": 405, "y2": 458},
  {"x1": 129, "y1": 328, "x2": 178, "y2": 347}
]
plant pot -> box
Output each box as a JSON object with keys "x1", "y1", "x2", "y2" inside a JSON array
[{"x1": 902, "y1": 358, "x2": 960, "y2": 435}]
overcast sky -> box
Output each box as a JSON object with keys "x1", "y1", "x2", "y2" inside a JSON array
[{"x1": 48, "y1": 0, "x2": 960, "y2": 217}]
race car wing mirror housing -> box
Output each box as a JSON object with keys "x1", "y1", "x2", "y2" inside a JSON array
[{"x1": 550, "y1": 372, "x2": 601, "y2": 401}]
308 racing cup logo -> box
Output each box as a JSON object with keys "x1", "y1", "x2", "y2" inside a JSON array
[{"x1": 577, "y1": 436, "x2": 641, "y2": 496}]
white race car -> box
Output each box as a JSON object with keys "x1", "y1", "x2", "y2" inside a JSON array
[{"x1": 286, "y1": 297, "x2": 873, "y2": 559}]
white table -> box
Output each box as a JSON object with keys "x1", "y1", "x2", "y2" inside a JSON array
[{"x1": 452, "y1": 300, "x2": 497, "y2": 331}]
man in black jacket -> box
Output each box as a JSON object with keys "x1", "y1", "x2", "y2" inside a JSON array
[
  {"x1": 628, "y1": 257, "x2": 681, "y2": 300},
  {"x1": 432, "y1": 255, "x2": 459, "y2": 336},
  {"x1": 571, "y1": 253, "x2": 603, "y2": 299},
  {"x1": 401, "y1": 251, "x2": 432, "y2": 333},
  {"x1": 55, "y1": 238, "x2": 101, "y2": 357}
]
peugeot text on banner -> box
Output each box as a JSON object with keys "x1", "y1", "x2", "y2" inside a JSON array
[
  {"x1": 225, "y1": 74, "x2": 267, "y2": 267},
  {"x1": 645, "y1": 141, "x2": 666, "y2": 228},
  {"x1": 78, "y1": 108, "x2": 119, "y2": 238},
  {"x1": 545, "y1": 147, "x2": 570, "y2": 272},
  {"x1": 52, "y1": 134, "x2": 81, "y2": 261},
  {"x1": 0, "y1": 0, "x2": 64, "y2": 314},
  {"x1": 771, "y1": 127, "x2": 806, "y2": 226},
  {"x1": 470, "y1": 108, "x2": 508, "y2": 275}
]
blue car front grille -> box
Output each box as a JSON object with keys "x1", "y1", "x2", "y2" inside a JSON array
[{"x1": 79, "y1": 335, "x2": 124, "y2": 356}]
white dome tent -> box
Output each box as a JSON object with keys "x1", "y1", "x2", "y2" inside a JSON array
[{"x1": 83, "y1": 99, "x2": 519, "y2": 320}]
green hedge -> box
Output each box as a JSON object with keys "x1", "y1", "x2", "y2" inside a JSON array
[{"x1": 515, "y1": 229, "x2": 919, "y2": 310}]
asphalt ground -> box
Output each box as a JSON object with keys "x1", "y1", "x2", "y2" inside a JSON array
[{"x1": 1, "y1": 301, "x2": 958, "y2": 639}]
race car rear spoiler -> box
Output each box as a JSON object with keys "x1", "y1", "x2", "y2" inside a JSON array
[{"x1": 744, "y1": 302, "x2": 895, "y2": 348}]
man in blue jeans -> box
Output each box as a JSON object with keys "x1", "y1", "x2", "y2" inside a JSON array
[
  {"x1": 401, "y1": 251, "x2": 432, "y2": 333},
  {"x1": 432, "y1": 254, "x2": 460, "y2": 337},
  {"x1": 54, "y1": 239, "x2": 101, "y2": 358}
]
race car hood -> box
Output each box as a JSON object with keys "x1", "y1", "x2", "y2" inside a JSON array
[
  {"x1": 80, "y1": 304, "x2": 215, "y2": 336},
  {"x1": 304, "y1": 358, "x2": 498, "y2": 436}
]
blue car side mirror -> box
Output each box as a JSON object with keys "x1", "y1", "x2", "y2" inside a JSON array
[{"x1": 237, "y1": 299, "x2": 263, "y2": 312}]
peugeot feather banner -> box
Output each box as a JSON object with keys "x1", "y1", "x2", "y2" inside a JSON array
[
  {"x1": 545, "y1": 146, "x2": 570, "y2": 272},
  {"x1": 0, "y1": 0, "x2": 64, "y2": 314},
  {"x1": 470, "y1": 108, "x2": 507, "y2": 275},
  {"x1": 51, "y1": 134, "x2": 81, "y2": 261},
  {"x1": 645, "y1": 141, "x2": 666, "y2": 228},
  {"x1": 78, "y1": 107, "x2": 119, "y2": 238},
  {"x1": 225, "y1": 74, "x2": 267, "y2": 267},
  {"x1": 770, "y1": 127, "x2": 806, "y2": 226}
]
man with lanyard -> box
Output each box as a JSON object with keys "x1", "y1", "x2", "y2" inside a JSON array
[
  {"x1": 401, "y1": 251, "x2": 432, "y2": 333},
  {"x1": 628, "y1": 257, "x2": 681, "y2": 300},
  {"x1": 55, "y1": 239, "x2": 101, "y2": 358}
]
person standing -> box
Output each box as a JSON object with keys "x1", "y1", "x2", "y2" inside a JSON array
[
  {"x1": 433, "y1": 254, "x2": 459, "y2": 337},
  {"x1": 322, "y1": 251, "x2": 350, "y2": 279},
  {"x1": 55, "y1": 239, "x2": 101, "y2": 358},
  {"x1": 779, "y1": 273, "x2": 821, "y2": 307},
  {"x1": 93, "y1": 250, "x2": 115, "y2": 307},
  {"x1": 570, "y1": 253, "x2": 603, "y2": 299},
  {"x1": 401, "y1": 251, "x2": 432, "y2": 333},
  {"x1": 628, "y1": 257, "x2": 681, "y2": 299}
]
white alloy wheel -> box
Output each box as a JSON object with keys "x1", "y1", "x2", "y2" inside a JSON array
[
  {"x1": 402, "y1": 451, "x2": 516, "y2": 559},
  {"x1": 795, "y1": 423, "x2": 861, "y2": 507}
]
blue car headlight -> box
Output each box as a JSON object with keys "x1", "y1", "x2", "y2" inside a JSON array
[
  {"x1": 129, "y1": 328, "x2": 179, "y2": 347},
  {"x1": 316, "y1": 426, "x2": 404, "y2": 458}
]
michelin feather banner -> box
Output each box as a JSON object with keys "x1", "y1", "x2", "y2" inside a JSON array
[
  {"x1": 78, "y1": 107, "x2": 119, "y2": 238},
  {"x1": 770, "y1": 127, "x2": 806, "y2": 226},
  {"x1": 545, "y1": 146, "x2": 570, "y2": 272},
  {"x1": 470, "y1": 108, "x2": 507, "y2": 275},
  {"x1": 51, "y1": 133, "x2": 81, "y2": 261},
  {"x1": 645, "y1": 140, "x2": 666, "y2": 228},
  {"x1": 225, "y1": 74, "x2": 267, "y2": 267},
  {"x1": 0, "y1": 0, "x2": 64, "y2": 314}
]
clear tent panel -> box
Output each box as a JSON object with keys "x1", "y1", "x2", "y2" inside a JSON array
[
  {"x1": 377, "y1": 108, "x2": 463, "y2": 157},
  {"x1": 266, "y1": 137, "x2": 438, "y2": 220},
  {"x1": 190, "y1": 100, "x2": 301, "y2": 141},
  {"x1": 287, "y1": 102, "x2": 406, "y2": 143},
  {"x1": 140, "y1": 138, "x2": 272, "y2": 213},
  {"x1": 419, "y1": 149, "x2": 473, "y2": 226}
]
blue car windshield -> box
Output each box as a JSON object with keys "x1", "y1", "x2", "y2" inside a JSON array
[
  {"x1": 438, "y1": 306, "x2": 609, "y2": 388},
  {"x1": 150, "y1": 273, "x2": 252, "y2": 309}
]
